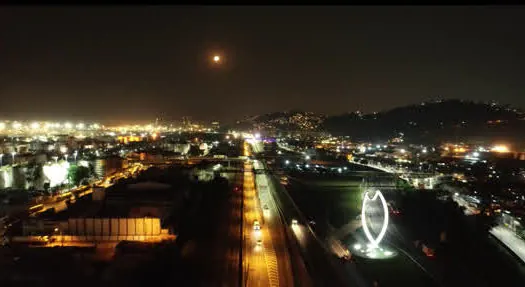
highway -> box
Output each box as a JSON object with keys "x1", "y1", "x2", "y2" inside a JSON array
[
  {"x1": 490, "y1": 225, "x2": 525, "y2": 263},
  {"x1": 243, "y1": 150, "x2": 271, "y2": 286},
  {"x1": 255, "y1": 165, "x2": 303, "y2": 287},
  {"x1": 243, "y1": 140, "x2": 300, "y2": 287},
  {"x1": 249, "y1": 139, "x2": 367, "y2": 287}
]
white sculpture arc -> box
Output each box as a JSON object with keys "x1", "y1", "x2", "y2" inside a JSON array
[{"x1": 361, "y1": 189, "x2": 389, "y2": 248}]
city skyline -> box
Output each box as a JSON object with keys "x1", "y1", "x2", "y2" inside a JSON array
[{"x1": 2, "y1": 6, "x2": 525, "y2": 122}]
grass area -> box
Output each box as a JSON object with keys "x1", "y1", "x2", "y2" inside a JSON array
[
  {"x1": 286, "y1": 175, "x2": 364, "y2": 228},
  {"x1": 287, "y1": 175, "x2": 437, "y2": 286},
  {"x1": 325, "y1": 185, "x2": 363, "y2": 227}
]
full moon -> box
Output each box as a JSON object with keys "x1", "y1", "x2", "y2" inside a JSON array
[{"x1": 213, "y1": 55, "x2": 220, "y2": 63}]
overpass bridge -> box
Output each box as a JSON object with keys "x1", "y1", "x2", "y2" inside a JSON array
[
  {"x1": 351, "y1": 161, "x2": 440, "y2": 189},
  {"x1": 142, "y1": 156, "x2": 246, "y2": 166}
]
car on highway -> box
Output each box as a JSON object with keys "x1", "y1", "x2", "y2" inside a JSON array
[
  {"x1": 291, "y1": 219, "x2": 298, "y2": 226},
  {"x1": 253, "y1": 220, "x2": 261, "y2": 230}
]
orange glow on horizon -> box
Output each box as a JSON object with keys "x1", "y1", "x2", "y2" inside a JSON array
[{"x1": 491, "y1": 145, "x2": 510, "y2": 153}]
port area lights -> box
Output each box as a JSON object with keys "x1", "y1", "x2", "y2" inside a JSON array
[{"x1": 353, "y1": 189, "x2": 397, "y2": 259}]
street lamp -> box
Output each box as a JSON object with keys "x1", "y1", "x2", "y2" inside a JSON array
[
  {"x1": 74, "y1": 151, "x2": 78, "y2": 162},
  {"x1": 11, "y1": 152, "x2": 16, "y2": 164}
]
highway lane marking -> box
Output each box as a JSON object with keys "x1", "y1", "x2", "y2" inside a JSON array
[
  {"x1": 244, "y1": 161, "x2": 280, "y2": 287},
  {"x1": 262, "y1": 223, "x2": 280, "y2": 287},
  {"x1": 256, "y1": 175, "x2": 280, "y2": 287}
]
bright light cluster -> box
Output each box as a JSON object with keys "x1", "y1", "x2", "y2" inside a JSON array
[
  {"x1": 491, "y1": 145, "x2": 510, "y2": 153},
  {"x1": 43, "y1": 161, "x2": 70, "y2": 187},
  {"x1": 0, "y1": 121, "x2": 102, "y2": 134}
]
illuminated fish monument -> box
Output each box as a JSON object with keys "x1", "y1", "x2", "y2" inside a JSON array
[
  {"x1": 353, "y1": 189, "x2": 396, "y2": 259},
  {"x1": 361, "y1": 189, "x2": 389, "y2": 248}
]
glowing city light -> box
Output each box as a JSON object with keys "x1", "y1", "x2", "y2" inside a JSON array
[
  {"x1": 491, "y1": 145, "x2": 510, "y2": 153},
  {"x1": 12, "y1": 122, "x2": 22, "y2": 129},
  {"x1": 43, "y1": 161, "x2": 70, "y2": 187}
]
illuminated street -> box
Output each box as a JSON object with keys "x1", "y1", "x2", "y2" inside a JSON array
[
  {"x1": 249, "y1": 139, "x2": 361, "y2": 287},
  {"x1": 490, "y1": 226, "x2": 525, "y2": 263},
  {"x1": 27, "y1": 163, "x2": 146, "y2": 217},
  {"x1": 243, "y1": 159, "x2": 271, "y2": 286}
]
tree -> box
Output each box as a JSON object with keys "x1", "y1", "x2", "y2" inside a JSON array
[
  {"x1": 68, "y1": 165, "x2": 91, "y2": 186},
  {"x1": 88, "y1": 163, "x2": 97, "y2": 179},
  {"x1": 25, "y1": 161, "x2": 43, "y2": 190}
]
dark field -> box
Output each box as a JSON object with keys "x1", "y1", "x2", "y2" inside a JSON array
[{"x1": 281, "y1": 168, "x2": 437, "y2": 287}]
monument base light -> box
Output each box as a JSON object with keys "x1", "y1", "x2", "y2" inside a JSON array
[{"x1": 351, "y1": 241, "x2": 397, "y2": 259}]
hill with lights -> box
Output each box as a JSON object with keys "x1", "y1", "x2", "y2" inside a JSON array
[
  {"x1": 232, "y1": 100, "x2": 525, "y2": 146},
  {"x1": 231, "y1": 110, "x2": 326, "y2": 133},
  {"x1": 323, "y1": 99, "x2": 525, "y2": 145}
]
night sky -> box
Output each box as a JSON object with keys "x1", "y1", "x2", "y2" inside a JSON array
[{"x1": 1, "y1": 6, "x2": 525, "y2": 124}]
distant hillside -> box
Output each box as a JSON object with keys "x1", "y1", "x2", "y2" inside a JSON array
[
  {"x1": 323, "y1": 99, "x2": 525, "y2": 145},
  {"x1": 229, "y1": 100, "x2": 525, "y2": 147},
  {"x1": 231, "y1": 110, "x2": 325, "y2": 132}
]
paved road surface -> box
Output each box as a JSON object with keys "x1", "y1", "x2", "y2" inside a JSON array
[
  {"x1": 490, "y1": 225, "x2": 525, "y2": 263},
  {"x1": 243, "y1": 161, "x2": 271, "y2": 287},
  {"x1": 251, "y1": 153, "x2": 367, "y2": 287},
  {"x1": 256, "y1": 171, "x2": 301, "y2": 287}
]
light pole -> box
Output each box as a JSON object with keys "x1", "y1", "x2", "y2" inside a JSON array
[
  {"x1": 74, "y1": 151, "x2": 78, "y2": 162},
  {"x1": 11, "y1": 152, "x2": 16, "y2": 164},
  {"x1": 0, "y1": 154, "x2": 3, "y2": 166}
]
